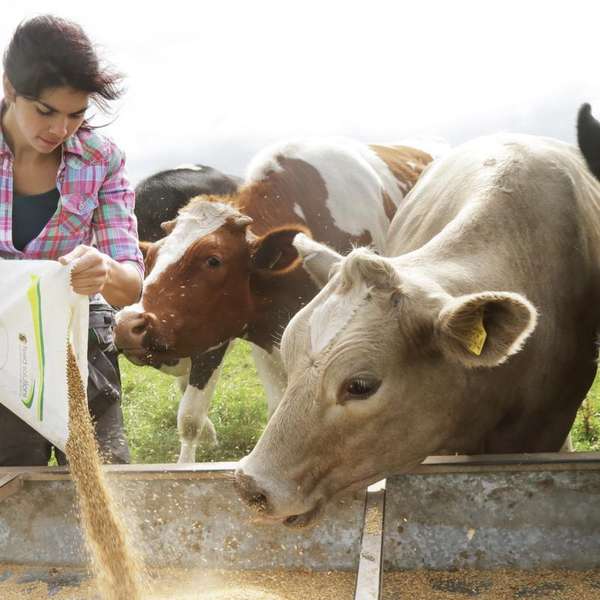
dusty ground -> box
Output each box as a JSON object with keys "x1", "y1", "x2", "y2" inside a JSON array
[
  {"x1": 3, "y1": 564, "x2": 600, "y2": 599},
  {"x1": 0, "y1": 565, "x2": 355, "y2": 599}
]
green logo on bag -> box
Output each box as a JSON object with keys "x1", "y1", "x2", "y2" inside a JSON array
[{"x1": 23, "y1": 275, "x2": 45, "y2": 421}]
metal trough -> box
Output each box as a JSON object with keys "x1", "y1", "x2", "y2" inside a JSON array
[{"x1": 0, "y1": 452, "x2": 599, "y2": 598}]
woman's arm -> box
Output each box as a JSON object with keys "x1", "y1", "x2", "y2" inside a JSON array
[{"x1": 58, "y1": 137, "x2": 144, "y2": 307}]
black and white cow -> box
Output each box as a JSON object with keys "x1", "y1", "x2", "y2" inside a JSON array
[{"x1": 135, "y1": 164, "x2": 241, "y2": 242}]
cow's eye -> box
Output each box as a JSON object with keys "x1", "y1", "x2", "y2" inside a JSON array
[
  {"x1": 206, "y1": 256, "x2": 222, "y2": 268},
  {"x1": 340, "y1": 376, "x2": 381, "y2": 402}
]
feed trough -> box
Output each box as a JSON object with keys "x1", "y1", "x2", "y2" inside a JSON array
[{"x1": 0, "y1": 452, "x2": 599, "y2": 598}]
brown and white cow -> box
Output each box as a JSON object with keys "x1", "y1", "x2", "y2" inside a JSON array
[
  {"x1": 115, "y1": 138, "x2": 442, "y2": 462},
  {"x1": 126, "y1": 164, "x2": 242, "y2": 447},
  {"x1": 235, "y1": 133, "x2": 600, "y2": 527}
]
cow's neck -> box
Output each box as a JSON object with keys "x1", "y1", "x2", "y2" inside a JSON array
[
  {"x1": 235, "y1": 172, "x2": 324, "y2": 351},
  {"x1": 246, "y1": 266, "x2": 317, "y2": 352},
  {"x1": 394, "y1": 198, "x2": 523, "y2": 296}
]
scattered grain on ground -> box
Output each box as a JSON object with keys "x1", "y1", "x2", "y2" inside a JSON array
[
  {"x1": 3, "y1": 565, "x2": 600, "y2": 599},
  {"x1": 383, "y1": 568, "x2": 600, "y2": 599}
]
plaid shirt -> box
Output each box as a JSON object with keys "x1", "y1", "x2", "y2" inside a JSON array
[{"x1": 0, "y1": 123, "x2": 144, "y2": 278}]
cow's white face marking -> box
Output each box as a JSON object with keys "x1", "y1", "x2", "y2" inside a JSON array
[
  {"x1": 115, "y1": 302, "x2": 143, "y2": 321},
  {"x1": 144, "y1": 201, "x2": 241, "y2": 289},
  {"x1": 309, "y1": 279, "x2": 370, "y2": 354}
]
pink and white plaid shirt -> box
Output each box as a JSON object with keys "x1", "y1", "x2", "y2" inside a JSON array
[{"x1": 0, "y1": 121, "x2": 144, "y2": 278}]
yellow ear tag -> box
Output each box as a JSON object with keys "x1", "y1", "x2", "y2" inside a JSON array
[{"x1": 467, "y1": 313, "x2": 487, "y2": 356}]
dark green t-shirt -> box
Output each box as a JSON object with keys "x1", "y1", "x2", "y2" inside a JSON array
[{"x1": 12, "y1": 188, "x2": 60, "y2": 251}]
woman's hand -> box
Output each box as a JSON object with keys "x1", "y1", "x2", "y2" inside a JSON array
[
  {"x1": 58, "y1": 245, "x2": 142, "y2": 307},
  {"x1": 58, "y1": 245, "x2": 111, "y2": 296}
]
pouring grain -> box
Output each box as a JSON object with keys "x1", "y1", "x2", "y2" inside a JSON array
[{"x1": 66, "y1": 343, "x2": 144, "y2": 600}]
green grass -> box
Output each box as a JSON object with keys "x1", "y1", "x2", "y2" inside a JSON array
[
  {"x1": 120, "y1": 340, "x2": 267, "y2": 463},
  {"x1": 121, "y1": 340, "x2": 600, "y2": 463},
  {"x1": 571, "y1": 375, "x2": 600, "y2": 451}
]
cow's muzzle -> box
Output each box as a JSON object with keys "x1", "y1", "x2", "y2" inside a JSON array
[
  {"x1": 234, "y1": 467, "x2": 322, "y2": 528},
  {"x1": 115, "y1": 309, "x2": 176, "y2": 365}
]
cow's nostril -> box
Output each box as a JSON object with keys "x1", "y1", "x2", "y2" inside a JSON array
[
  {"x1": 235, "y1": 470, "x2": 270, "y2": 513},
  {"x1": 249, "y1": 492, "x2": 268, "y2": 512},
  {"x1": 132, "y1": 323, "x2": 146, "y2": 335},
  {"x1": 129, "y1": 313, "x2": 150, "y2": 336}
]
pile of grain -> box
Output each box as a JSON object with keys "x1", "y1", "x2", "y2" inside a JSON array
[
  {"x1": 383, "y1": 569, "x2": 600, "y2": 599},
  {"x1": 65, "y1": 344, "x2": 145, "y2": 600}
]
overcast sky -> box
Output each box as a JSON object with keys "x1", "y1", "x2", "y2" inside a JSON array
[{"x1": 1, "y1": 1, "x2": 599, "y2": 184}]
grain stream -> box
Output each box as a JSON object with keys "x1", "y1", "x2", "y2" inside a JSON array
[{"x1": 66, "y1": 343, "x2": 144, "y2": 600}]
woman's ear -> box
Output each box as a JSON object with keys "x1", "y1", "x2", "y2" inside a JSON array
[{"x1": 2, "y1": 75, "x2": 16, "y2": 103}]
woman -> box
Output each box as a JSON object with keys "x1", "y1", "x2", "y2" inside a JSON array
[{"x1": 0, "y1": 15, "x2": 144, "y2": 465}]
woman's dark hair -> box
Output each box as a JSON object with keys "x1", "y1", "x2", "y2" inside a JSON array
[{"x1": 3, "y1": 15, "x2": 124, "y2": 113}]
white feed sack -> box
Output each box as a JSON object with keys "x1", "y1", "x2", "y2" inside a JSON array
[{"x1": 0, "y1": 260, "x2": 88, "y2": 451}]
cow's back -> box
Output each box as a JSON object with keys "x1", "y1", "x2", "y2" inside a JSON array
[
  {"x1": 242, "y1": 138, "x2": 432, "y2": 253},
  {"x1": 388, "y1": 134, "x2": 600, "y2": 265}
]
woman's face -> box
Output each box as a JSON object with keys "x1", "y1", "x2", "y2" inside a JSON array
[{"x1": 9, "y1": 86, "x2": 90, "y2": 154}]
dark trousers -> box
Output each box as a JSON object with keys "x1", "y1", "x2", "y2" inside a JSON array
[{"x1": 0, "y1": 303, "x2": 130, "y2": 466}]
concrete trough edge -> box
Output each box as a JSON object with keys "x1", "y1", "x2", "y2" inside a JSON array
[
  {"x1": 2, "y1": 452, "x2": 599, "y2": 484},
  {"x1": 0, "y1": 474, "x2": 22, "y2": 502}
]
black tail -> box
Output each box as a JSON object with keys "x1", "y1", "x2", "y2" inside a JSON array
[{"x1": 577, "y1": 103, "x2": 600, "y2": 181}]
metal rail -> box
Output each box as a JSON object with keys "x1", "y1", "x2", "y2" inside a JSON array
[
  {"x1": 2, "y1": 452, "x2": 599, "y2": 482},
  {"x1": 0, "y1": 460, "x2": 238, "y2": 480},
  {"x1": 354, "y1": 480, "x2": 386, "y2": 600}
]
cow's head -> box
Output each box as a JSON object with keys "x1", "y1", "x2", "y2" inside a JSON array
[
  {"x1": 235, "y1": 241, "x2": 538, "y2": 527},
  {"x1": 115, "y1": 196, "x2": 308, "y2": 366}
]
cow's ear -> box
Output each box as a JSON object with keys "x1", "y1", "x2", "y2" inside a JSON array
[
  {"x1": 293, "y1": 233, "x2": 342, "y2": 288},
  {"x1": 578, "y1": 103, "x2": 600, "y2": 180},
  {"x1": 160, "y1": 219, "x2": 177, "y2": 235},
  {"x1": 226, "y1": 214, "x2": 253, "y2": 229},
  {"x1": 139, "y1": 241, "x2": 157, "y2": 274},
  {"x1": 436, "y1": 291, "x2": 537, "y2": 368},
  {"x1": 251, "y1": 226, "x2": 308, "y2": 276}
]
